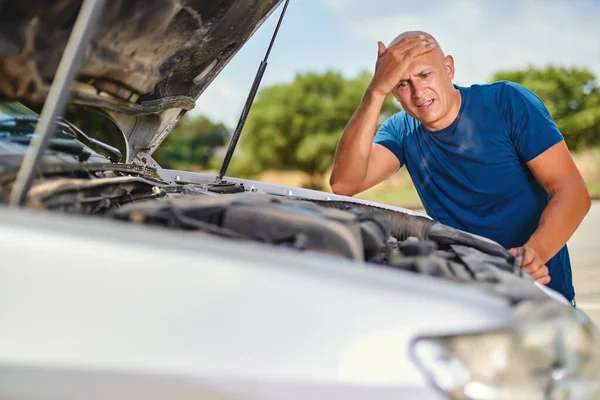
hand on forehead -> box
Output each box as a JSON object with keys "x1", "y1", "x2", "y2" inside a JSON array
[
  {"x1": 389, "y1": 31, "x2": 446, "y2": 68},
  {"x1": 389, "y1": 31, "x2": 437, "y2": 48},
  {"x1": 388, "y1": 32, "x2": 443, "y2": 62}
]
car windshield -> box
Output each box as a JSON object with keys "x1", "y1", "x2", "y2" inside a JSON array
[
  {"x1": 0, "y1": 102, "x2": 80, "y2": 141},
  {"x1": 0, "y1": 101, "x2": 38, "y2": 118}
]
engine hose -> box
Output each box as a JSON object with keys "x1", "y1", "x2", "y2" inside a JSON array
[
  {"x1": 427, "y1": 224, "x2": 511, "y2": 260},
  {"x1": 307, "y1": 199, "x2": 513, "y2": 261}
]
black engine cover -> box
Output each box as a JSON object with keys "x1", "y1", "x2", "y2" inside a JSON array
[{"x1": 114, "y1": 194, "x2": 368, "y2": 261}]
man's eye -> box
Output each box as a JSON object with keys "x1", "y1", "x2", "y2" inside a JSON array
[
  {"x1": 398, "y1": 81, "x2": 408, "y2": 88},
  {"x1": 422, "y1": 73, "x2": 430, "y2": 78}
]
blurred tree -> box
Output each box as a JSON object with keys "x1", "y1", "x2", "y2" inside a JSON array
[
  {"x1": 492, "y1": 66, "x2": 600, "y2": 149},
  {"x1": 154, "y1": 114, "x2": 230, "y2": 170},
  {"x1": 224, "y1": 70, "x2": 400, "y2": 189}
]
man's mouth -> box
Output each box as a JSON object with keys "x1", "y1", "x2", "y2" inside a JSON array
[{"x1": 417, "y1": 99, "x2": 434, "y2": 109}]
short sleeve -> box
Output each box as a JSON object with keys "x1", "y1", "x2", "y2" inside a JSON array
[
  {"x1": 373, "y1": 112, "x2": 406, "y2": 167},
  {"x1": 500, "y1": 81, "x2": 564, "y2": 162}
]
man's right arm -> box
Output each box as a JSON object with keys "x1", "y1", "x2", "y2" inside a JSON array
[
  {"x1": 329, "y1": 89, "x2": 400, "y2": 196},
  {"x1": 329, "y1": 36, "x2": 435, "y2": 196}
]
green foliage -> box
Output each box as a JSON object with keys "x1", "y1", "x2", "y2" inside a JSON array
[
  {"x1": 154, "y1": 114, "x2": 230, "y2": 170},
  {"x1": 43, "y1": 66, "x2": 599, "y2": 185},
  {"x1": 227, "y1": 70, "x2": 400, "y2": 188},
  {"x1": 491, "y1": 66, "x2": 600, "y2": 149}
]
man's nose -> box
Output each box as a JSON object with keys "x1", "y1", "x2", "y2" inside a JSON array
[{"x1": 412, "y1": 81, "x2": 426, "y2": 99}]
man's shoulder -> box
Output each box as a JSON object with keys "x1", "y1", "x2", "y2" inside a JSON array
[
  {"x1": 383, "y1": 110, "x2": 421, "y2": 134},
  {"x1": 464, "y1": 81, "x2": 534, "y2": 102}
]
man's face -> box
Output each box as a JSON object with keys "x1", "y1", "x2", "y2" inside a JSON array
[{"x1": 391, "y1": 49, "x2": 456, "y2": 129}]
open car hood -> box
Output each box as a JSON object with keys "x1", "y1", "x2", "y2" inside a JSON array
[{"x1": 0, "y1": 0, "x2": 282, "y2": 163}]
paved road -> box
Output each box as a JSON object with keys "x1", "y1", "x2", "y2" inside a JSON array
[{"x1": 569, "y1": 201, "x2": 600, "y2": 325}]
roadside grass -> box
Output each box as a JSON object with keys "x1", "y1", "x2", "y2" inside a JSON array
[
  {"x1": 588, "y1": 183, "x2": 600, "y2": 199},
  {"x1": 353, "y1": 148, "x2": 600, "y2": 208},
  {"x1": 355, "y1": 182, "x2": 600, "y2": 210},
  {"x1": 355, "y1": 184, "x2": 422, "y2": 209},
  {"x1": 242, "y1": 148, "x2": 600, "y2": 209}
]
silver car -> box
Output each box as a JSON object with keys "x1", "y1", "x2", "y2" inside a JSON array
[{"x1": 0, "y1": 1, "x2": 598, "y2": 399}]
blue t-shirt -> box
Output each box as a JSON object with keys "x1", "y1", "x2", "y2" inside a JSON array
[{"x1": 374, "y1": 81, "x2": 574, "y2": 301}]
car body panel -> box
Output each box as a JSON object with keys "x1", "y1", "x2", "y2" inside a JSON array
[
  {"x1": 0, "y1": 0, "x2": 585, "y2": 397},
  {"x1": 0, "y1": 366, "x2": 442, "y2": 400},
  {"x1": 0, "y1": 206, "x2": 516, "y2": 398},
  {"x1": 162, "y1": 169, "x2": 431, "y2": 218}
]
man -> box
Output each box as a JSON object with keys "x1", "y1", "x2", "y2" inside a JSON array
[{"x1": 330, "y1": 31, "x2": 591, "y2": 302}]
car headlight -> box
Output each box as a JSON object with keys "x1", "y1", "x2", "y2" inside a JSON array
[{"x1": 411, "y1": 301, "x2": 600, "y2": 400}]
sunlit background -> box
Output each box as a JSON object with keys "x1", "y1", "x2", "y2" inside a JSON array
[
  {"x1": 151, "y1": 0, "x2": 600, "y2": 209},
  {"x1": 195, "y1": 0, "x2": 600, "y2": 126}
]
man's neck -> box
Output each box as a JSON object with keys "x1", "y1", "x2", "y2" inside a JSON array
[{"x1": 422, "y1": 87, "x2": 462, "y2": 132}]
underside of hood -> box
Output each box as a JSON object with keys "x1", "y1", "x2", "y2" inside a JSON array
[{"x1": 0, "y1": 0, "x2": 282, "y2": 163}]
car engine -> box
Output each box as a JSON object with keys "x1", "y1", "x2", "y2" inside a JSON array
[{"x1": 0, "y1": 168, "x2": 550, "y2": 304}]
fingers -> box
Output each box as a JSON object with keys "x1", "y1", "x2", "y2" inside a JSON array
[
  {"x1": 522, "y1": 248, "x2": 535, "y2": 265},
  {"x1": 374, "y1": 36, "x2": 419, "y2": 67},
  {"x1": 407, "y1": 41, "x2": 436, "y2": 59},
  {"x1": 389, "y1": 37, "x2": 429, "y2": 56},
  {"x1": 387, "y1": 34, "x2": 426, "y2": 51},
  {"x1": 523, "y1": 247, "x2": 550, "y2": 283},
  {"x1": 509, "y1": 246, "x2": 533, "y2": 263},
  {"x1": 509, "y1": 246, "x2": 551, "y2": 285},
  {"x1": 516, "y1": 246, "x2": 540, "y2": 271},
  {"x1": 375, "y1": 35, "x2": 435, "y2": 71},
  {"x1": 390, "y1": 40, "x2": 436, "y2": 66},
  {"x1": 529, "y1": 264, "x2": 549, "y2": 281},
  {"x1": 390, "y1": 36, "x2": 436, "y2": 54},
  {"x1": 374, "y1": 38, "x2": 427, "y2": 74},
  {"x1": 376, "y1": 41, "x2": 434, "y2": 74},
  {"x1": 526, "y1": 262, "x2": 543, "y2": 275},
  {"x1": 536, "y1": 274, "x2": 551, "y2": 285}
]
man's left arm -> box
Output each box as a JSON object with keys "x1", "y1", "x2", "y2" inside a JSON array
[{"x1": 509, "y1": 141, "x2": 591, "y2": 284}]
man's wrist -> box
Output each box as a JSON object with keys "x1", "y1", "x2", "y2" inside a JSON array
[
  {"x1": 525, "y1": 237, "x2": 550, "y2": 264},
  {"x1": 364, "y1": 86, "x2": 388, "y2": 104}
]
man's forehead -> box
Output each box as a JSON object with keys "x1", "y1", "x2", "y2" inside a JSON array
[
  {"x1": 410, "y1": 53, "x2": 437, "y2": 70},
  {"x1": 409, "y1": 61, "x2": 433, "y2": 72},
  {"x1": 399, "y1": 55, "x2": 440, "y2": 80}
]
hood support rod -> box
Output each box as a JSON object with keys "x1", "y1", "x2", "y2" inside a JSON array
[
  {"x1": 215, "y1": 0, "x2": 291, "y2": 184},
  {"x1": 9, "y1": 0, "x2": 106, "y2": 206}
]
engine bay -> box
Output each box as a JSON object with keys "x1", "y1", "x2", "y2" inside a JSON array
[{"x1": 0, "y1": 167, "x2": 551, "y2": 304}]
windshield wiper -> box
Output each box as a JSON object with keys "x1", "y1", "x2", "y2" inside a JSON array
[
  {"x1": 58, "y1": 118, "x2": 122, "y2": 162},
  {"x1": 7, "y1": 136, "x2": 92, "y2": 162},
  {"x1": 0, "y1": 115, "x2": 122, "y2": 162}
]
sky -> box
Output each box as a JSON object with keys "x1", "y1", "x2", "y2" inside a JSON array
[{"x1": 193, "y1": 0, "x2": 600, "y2": 126}]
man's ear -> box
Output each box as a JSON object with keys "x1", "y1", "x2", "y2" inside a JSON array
[
  {"x1": 445, "y1": 55, "x2": 455, "y2": 80},
  {"x1": 377, "y1": 41, "x2": 387, "y2": 59}
]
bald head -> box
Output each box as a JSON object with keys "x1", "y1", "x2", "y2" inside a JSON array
[{"x1": 389, "y1": 31, "x2": 445, "y2": 57}]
